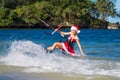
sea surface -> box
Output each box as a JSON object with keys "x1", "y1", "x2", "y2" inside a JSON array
[{"x1": 0, "y1": 29, "x2": 120, "y2": 80}]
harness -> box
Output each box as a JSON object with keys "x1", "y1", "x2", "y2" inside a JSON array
[
  {"x1": 67, "y1": 39, "x2": 75, "y2": 47},
  {"x1": 61, "y1": 36, "x2": 78, "y2": 55},
  {"x1": 67, "y1": 36, "x2": 77, "y2": 50}
]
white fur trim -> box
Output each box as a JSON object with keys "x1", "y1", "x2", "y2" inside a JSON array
[
  {"x1": 62, "y1": 43, "x2": 71, "y2": 54},
  {"x1": 77, "y1": 30, "x2": 80, "y2": 33},
  {"x1": 71, "y1": 26, "x2": 80, "y2": 33},
  {"x1": 62, "y1": 43, "x2": 76, "y2": 56},
  {"x1": 71, "y1": 26, "x2": 77, "y2": 31}
]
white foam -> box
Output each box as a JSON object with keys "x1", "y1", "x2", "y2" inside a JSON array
[{"x1": 0, "y1": 40, "x2": 120, "y2": 77}]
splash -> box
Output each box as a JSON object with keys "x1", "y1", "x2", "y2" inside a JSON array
[{"x1": 0, "y1": 40, "x2": 120, "y2": 77}]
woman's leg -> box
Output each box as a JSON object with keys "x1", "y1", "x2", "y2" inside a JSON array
[{"x1": 48, "y1": 42, "x2": 63, "y2": 51}]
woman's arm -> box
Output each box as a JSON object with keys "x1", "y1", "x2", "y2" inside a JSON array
[{"x1": 76, "y1": 39, "x2": 86, "y2": 56}]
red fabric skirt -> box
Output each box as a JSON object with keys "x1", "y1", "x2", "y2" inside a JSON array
[{"x1": 61, "y1": 41, "x2": 76, "y2": 56}]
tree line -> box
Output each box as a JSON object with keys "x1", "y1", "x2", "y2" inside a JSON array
[{"x1": 0, "y1": 0, "x2": 119, "y2": 29}]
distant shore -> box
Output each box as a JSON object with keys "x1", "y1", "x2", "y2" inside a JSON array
[
  {"x1": 0, "y1": 23, "x2": 120, "y2": 29},
  {"x1": 0, "y1": 25, "x2": 84, "y2": 29}
]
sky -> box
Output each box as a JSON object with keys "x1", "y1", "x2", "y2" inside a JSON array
[{"x1": 107, "y1": 0, "x2": 120, "y2": 23}]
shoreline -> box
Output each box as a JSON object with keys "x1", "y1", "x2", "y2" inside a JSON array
[
  {"x1": 0, "y1": 27, "x2": 86, "y2": 30},
  {"x1": 0, "y1": 65, "x2": 119, "y2": 80},
  {"x1": 0, "y1": 69, "x2": 119, "y2": 80},
  {"x1": 0, "y1": 25, "x2": 119, "y2": 30}
]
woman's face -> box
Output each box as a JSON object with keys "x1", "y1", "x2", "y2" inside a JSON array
[{"x1": 71, "y1": 30, "x2": 77, "y2": 35}]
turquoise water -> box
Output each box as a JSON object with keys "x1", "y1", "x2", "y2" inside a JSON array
[{"x1": 0, "y1": 29, "x2": 120, "y2": 78}]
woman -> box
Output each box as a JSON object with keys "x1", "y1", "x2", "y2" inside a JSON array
[{"x1": 47, "y1": 25, "x2": 85, "y2": 56}]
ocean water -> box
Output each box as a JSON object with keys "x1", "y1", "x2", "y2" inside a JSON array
[{"x1": 0, "y1": 29, "x2": 120, "y2": 80}]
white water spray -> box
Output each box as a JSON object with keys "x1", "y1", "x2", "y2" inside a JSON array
[{"x1": 0, "y1": 40, "x2": 120, "y2": 77}]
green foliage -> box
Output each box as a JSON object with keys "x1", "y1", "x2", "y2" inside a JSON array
[
  {"x1": 95, "y1": 0, "x2": 116, "y2": 20},
  {"x1": 0, "y1": 0, "x2": 119, "y2": 28},
  {"x1": 0, "y1": 7, "x2": 12, "y2": 26}
]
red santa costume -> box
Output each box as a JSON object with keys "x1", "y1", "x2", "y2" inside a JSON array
[{"x1": 61, "y1": 25, "x2": 80, "y2": 56}]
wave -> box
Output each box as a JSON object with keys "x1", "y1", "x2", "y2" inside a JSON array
[{"x1": 0, "y1": 40, "x2": 120, "y2": 77}]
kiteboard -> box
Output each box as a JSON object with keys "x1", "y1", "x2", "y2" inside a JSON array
[
  {"x1": 61, "y1": 50, "x2": 83, "y2": 59},
  {"x1": 44, "y1": 47, "x2": 83, "y2": 59}
]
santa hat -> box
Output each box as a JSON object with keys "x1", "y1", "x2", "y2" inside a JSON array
[{"x1": 71, "y1": 25, "x2": 80, "y2": 33}]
